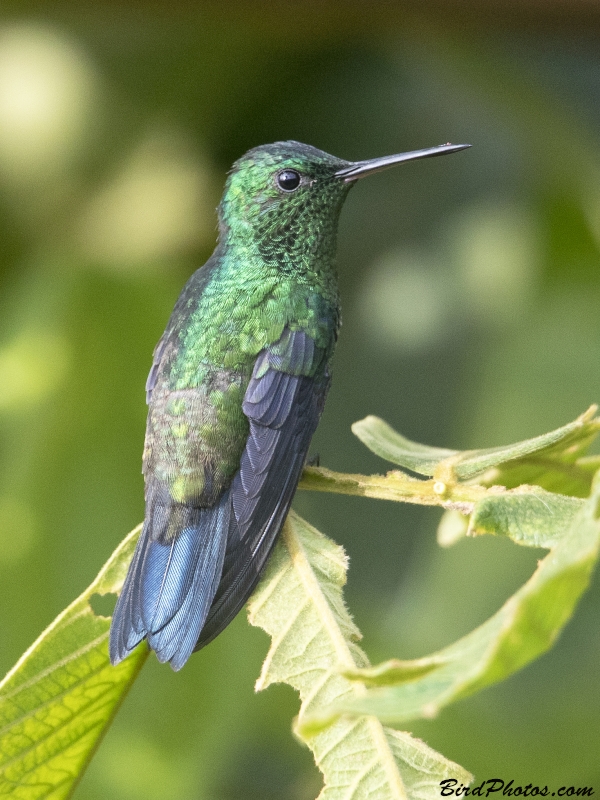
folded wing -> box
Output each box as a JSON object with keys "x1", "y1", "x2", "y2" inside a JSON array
[{"x1": 195, "y1": 328, "x2": 329, "y2": 650}]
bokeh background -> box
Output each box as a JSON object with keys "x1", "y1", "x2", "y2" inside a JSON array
[{"x1": 1, "y1": 3, "x2": 600, "y2": 797}]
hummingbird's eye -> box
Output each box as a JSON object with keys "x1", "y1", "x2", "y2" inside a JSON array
[{"x1": 277, "y1": 169, "x2": 301, "y2": 192}]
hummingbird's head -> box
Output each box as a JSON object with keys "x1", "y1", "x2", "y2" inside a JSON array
[
  {"x1": 218, "y1": 141, "x2": 354, "y2": 271},
  {"x1": 218, "y1": 139, "x2": 470, "y2": 272}
]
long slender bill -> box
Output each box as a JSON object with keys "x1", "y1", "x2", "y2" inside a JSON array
[{"x1": 336, "y1": 143, "x2": 471, "y2": 182}]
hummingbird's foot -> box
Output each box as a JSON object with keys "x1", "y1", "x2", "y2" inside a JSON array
[{"x1": 306, "y1": 452, "x2": 320, "y2": 468}]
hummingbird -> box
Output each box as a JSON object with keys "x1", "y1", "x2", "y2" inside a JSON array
[{"x1": 109, "y1": 139, "x2": 470, "y2": 671}]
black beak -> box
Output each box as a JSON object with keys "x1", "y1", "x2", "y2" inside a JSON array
[{"x1": 335, "y1": 143, "x2": 471, "y2": 182}]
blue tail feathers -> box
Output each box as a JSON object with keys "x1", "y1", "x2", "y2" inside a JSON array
[{"x1": 109, "y1": 493, "x2": 229, "y2": 671}]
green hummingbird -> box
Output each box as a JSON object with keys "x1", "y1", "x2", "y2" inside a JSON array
[{"x1": 109, "y1": 139, "x2": 470, "y2": 670}]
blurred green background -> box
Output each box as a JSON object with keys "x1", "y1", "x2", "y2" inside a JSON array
[{"x1": 1, "y1": 3, "x2": 600, "y2": 797}]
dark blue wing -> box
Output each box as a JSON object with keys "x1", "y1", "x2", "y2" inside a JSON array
[{"x1": 194, "y1": 328, "x2": 330, "y2": 650}]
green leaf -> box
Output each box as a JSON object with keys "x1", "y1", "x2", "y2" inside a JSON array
[
  {"x1": 468, "y1": 487, "x2": 584, "y2": 548},
  {"x1": 350, "y1": 416, "x2": 458, "y2": 476},
  {"x1": 342, "y1": 659, "x2": 447, "y2": 688},
  {"x1": 482, "y1": 458, "x2": 596, "y2": 498},
  {"x1": 478, "y1": 444, "x2": 600, "y2": 499},
  {"x1": 302, "y1": 473, "x2": 600, "y2": 727},
  {"x1": 0, "y1": 526, "x2": 147, "y2": 800},
  {"x1": 352, "y1": 406, "x2": 600, "y2": 481},
  {"x1": 437, "y1": 490, "x2": 583, "y2": 548},
  {"x1": 248, "y1": 511, "x2": 472, "y2": 799}
]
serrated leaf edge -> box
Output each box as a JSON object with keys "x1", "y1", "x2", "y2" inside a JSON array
[{"x1": 248, "y1": 511, "x2": 472, "y2": 799}]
